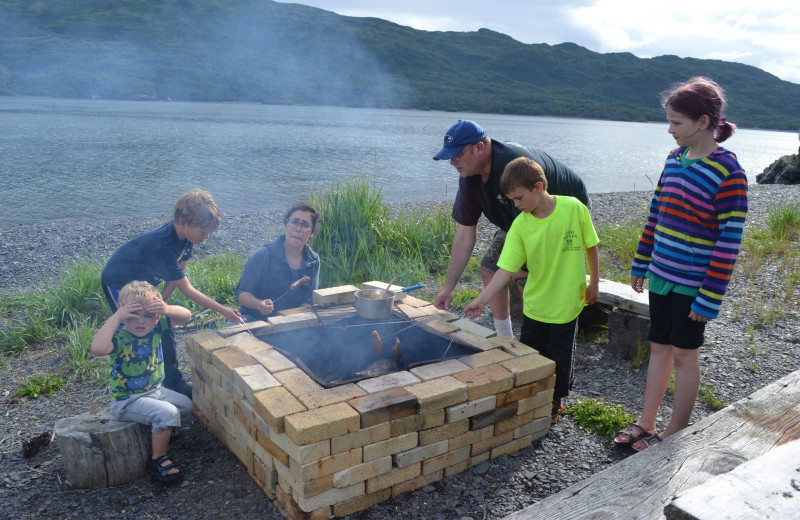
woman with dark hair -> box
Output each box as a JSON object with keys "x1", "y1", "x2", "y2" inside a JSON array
[{"x1": 235, "y1": 202, "x2": 321, "y2": 322}]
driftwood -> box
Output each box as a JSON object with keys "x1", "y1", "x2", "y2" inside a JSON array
[
  {"x1": 54, "y1": 411, "x2": 150, "y2": 489},
  {"x1": 501, "y1": 369, "x2": 800, "y2": 520},
  {"x1": 664, "y1": 439, "x2": 800, "y2": 519}
]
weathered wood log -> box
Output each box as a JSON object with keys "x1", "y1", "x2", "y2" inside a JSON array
[
  {"x1": 501, "y1": 369, "x2": 800, "y2": 520},
  {"x1": 54, "y1": 411, "x2": 150, "y2": 489},
  {"x1": 664, "y1": 439, "x2": 800, "y2": 519}
]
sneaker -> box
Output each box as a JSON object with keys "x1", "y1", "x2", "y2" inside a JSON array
[{"x1": 551, "y1": 399, "x2": 564, "y2": 424}]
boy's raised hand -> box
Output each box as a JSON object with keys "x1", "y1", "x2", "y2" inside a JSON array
[
  {"x1": 220, "y1": 306, "x2": 242, "y2": 324},
  {"x1": 145, "y1": 297, "x2": 167, "y2": 316},
  {"x1": 463, "y1": 300, "x2": 484, "y2": 319},
  {"x1": 114, "y1": 301, "x2": 143, "y2": 321}
]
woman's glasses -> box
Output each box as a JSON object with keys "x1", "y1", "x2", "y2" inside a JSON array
[{"x1": 287, "y1": 218, "x2": 312, "y2": 230}]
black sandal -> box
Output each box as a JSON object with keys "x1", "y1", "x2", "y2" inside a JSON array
[
  {"x1": 149, "y1": 454, "x2": 183, "y2": 482},
  {"x1": 613, "y1": 423, "x2": 655, "y2": 446}
]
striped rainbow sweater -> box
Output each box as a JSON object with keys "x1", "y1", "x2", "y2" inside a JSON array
[{"x1": 631, "y1": 146, "x2": 749, "y2": 319}]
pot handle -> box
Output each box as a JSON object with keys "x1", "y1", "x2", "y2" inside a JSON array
[{"x1": 401, "y1": 284, "x2": 424, "y2": 292}]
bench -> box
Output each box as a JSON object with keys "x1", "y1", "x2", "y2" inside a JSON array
[
  {"x1": 582, "y1": 277, "x2": 650, "y2": 359},
  {"x1": 500, "y1": 368, "x2": 800, "y2": 520}
]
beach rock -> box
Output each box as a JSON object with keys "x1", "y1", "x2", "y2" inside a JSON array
[{"x1": 756, "y1": 155, "x2": 800, "y2": 184}]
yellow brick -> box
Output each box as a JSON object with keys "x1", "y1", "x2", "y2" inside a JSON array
[
  {"x1": 186, "y1": 330, "x2": 227, "y2": 363},
  {"x1": 333, "y1": 487, "x2": 391, "y2": 517},
  {"x1": 298, "y1": 383, "x2": 366, "y2": 410},
  {"x1": 274, "y1": 368, "x2": 323, "y2": 398},
  {"x1": 389, "y1": 414, "x2": 425, "y2": 437},
  {"x1": 419, "y1": 319, "x2": 460, "y2": 336},
  {"x1": 313, "y1": 285, "x2": 359, "y2": 306},
  {"x1": 290, "y1": 448, "x2": 362, "y2": 481},
  {"x1": 492, "y1": 336, "x2": 538, "y2": 357},
  {"x1": 450, "y1": 330, "x2": 499, "y2": 351},
  {"x1": 448, "y1": 425, "x2": 494, "y2": 451},
  {"x1": 421, "y1": 446, "x2": 471, "y2": 476},
  {"x1": 460, "y1": 349, "x2": 514, "y2": 368},
  {"x1": 366, "y1": 464, "x2": 421, "y2": 494},
  {"x1": 332, "y1": 455, "x2": 392, "y2": 488},
  {"x1": 285, "y1": 402, "x2": 361, "y2": 445},
  {"x1": 266, "y1": 311, "x2": 320, "y2": 332},
  {"x1": 471, "y1": 431, "x2": 514, "y2": 456},
  {"x1": 490, "y1": 435, "x2": 532, "y2": 459},
  {"x1": 211, "y1": 346, "x2": 257, "y2": 382},
  {"x1": 392, "y1": 470, "x2": 443, "y2": 496},
  {"x1": 363, "y1": 432, "x2": 418, "y2": 463},
  {"x1": 331, "y1": 423, "x2": 391, "y2": 455},
  {"x1": 406, "y1": 376, "x2": 468, "y2": 412},
  {"x1": 253, "y1": 386, "x2": 306, "y2": 433},
  {"x1": 496, "y1": 376, "x2": 556, "y2": 407},
  {"x1": 500, "y1": 353, "x2": 557, "y2": 386},
  {"x1": 419, "y1": 419, "x2": 469, "y2": 445},
  {"x1": 251, "y1": 349, "x2": 295, "y2": 373},
  {"x1": 517, "y1": 388, "x2": 555, "y2": 414},
  {"x1": 452, "y1": 364, "x2": 514, "y2": 401},
  {"x1": 494, "y1": 410, "x2": 536, "y2": 435},
  {"x1": 256, "y1": 429, "x2": 290, "y2": 466}
]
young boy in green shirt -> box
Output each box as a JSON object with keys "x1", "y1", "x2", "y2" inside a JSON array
[
  {"x1": 91, "y1": 281, "x2": 193, "y2": 482},
  {"x1": 464, "y1": 157, "x2": 600, "y2": 422}
]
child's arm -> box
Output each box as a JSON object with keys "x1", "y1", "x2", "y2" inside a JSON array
[
  {"x1": 144, "y1": 297, "x2": 193, "y2": 327},
  {"x1": 463, "y1": 269, "x2": 513, "y2": 318},
  {"x1": 90, "y1": 303, "x2": 139, "y2": 356},
  {"x1": 172, "y1": 276, "x2": 242, "y2": 323},
  {"x1": 585, "y1": 245, "x2": 600, "y2": 305},
  {"x1": 160, "y1": 260, "x2": 187, "y2": 302}
]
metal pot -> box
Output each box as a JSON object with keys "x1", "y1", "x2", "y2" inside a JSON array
[{"x1": 353, "y1": 289, "x2": 396, "y2": 319}]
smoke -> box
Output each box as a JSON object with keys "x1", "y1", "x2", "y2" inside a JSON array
[{"x1": 0, "y1": 0, "x2": 412, "y2": 108}]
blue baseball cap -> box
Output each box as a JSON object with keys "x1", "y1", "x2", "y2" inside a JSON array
[{"x1": 433, "y1": 120, "x2": 487, "y2": 161}]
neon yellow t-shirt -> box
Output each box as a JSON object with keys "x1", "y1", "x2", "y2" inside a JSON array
[{"x1": 498, "y1": 196, "x2": 599, "y2": 324}]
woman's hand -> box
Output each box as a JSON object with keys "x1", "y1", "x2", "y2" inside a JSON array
[
  {"x1": 257, "y1": 299, "x2": 274, "y2": 316},
  {"x1": 631, "y1": 275, "x2": 645, "y2": 294}
]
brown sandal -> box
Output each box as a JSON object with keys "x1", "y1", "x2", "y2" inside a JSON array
[
  {"x1": 613, "y1": 423, "x2": 655, "y2": 445},
  {"x1": 631, "y1": 433, "x2": 663, "y2": 452}
]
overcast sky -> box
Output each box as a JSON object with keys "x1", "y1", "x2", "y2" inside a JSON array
[{"x1": 283, "y1": 0, "x2": 800, "y2": 85}]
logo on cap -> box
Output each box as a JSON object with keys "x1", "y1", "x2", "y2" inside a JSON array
[{"x1": 444, "y1": 135, "x2": 453, "y2": 144}]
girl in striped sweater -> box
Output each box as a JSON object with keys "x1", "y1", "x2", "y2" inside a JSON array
[{"x1": 614, "y1": 77, "x2": 749, "y2": 451}]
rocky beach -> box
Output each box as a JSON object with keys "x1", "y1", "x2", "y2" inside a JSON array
[{"x1": 1, "y1": 185, "x2": 799, "y2": 520}]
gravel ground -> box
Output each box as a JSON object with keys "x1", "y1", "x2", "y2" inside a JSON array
[{"x1": 1, "y1": 185, "x2": 799, "y2": 520}]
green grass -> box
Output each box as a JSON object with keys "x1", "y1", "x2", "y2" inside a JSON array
[
  {"x1": 311, "y1": 177, "x2": 455, "y2": 287},
  {"x1": 563, "y1": 398, "x2": 636, "y2": 438},
  {"x1": 698, "y1": 384, "x2": 728, "y2": 411},
  {"x1": 16, "y1": 373, "x2": 67, "y2": 398},
  {"x1": 450, "y1": 289, "x2": 480, "y2": 312},
  {"x1": 171, "y1": 252, "x2": 244, "y2": 312},
  {"x1": 595, "y1": 217, "x2": 645, "y2": 283}
]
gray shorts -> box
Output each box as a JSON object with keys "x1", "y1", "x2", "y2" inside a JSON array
[
  {"x1": 479, "y1": 229, "x2": 528, "y2": 286},
  {"x1": 110, "y1": 386, "x2": 193, "y2": 434}
]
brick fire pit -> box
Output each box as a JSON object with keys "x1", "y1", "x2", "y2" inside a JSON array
[{"x1": 187, "y1": 284, "x2": 556, "y2": 519}]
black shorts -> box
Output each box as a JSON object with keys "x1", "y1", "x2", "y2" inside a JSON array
[
  {"x1": 647, "y1": 291, "x2": 706, "y2": 349},
  {"x1": 479, "y1": 230, "x2": 528, "y2": 286}
]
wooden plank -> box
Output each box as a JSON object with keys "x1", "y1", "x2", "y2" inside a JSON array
[
  {"x1": 501, "y1": 369, "x2": 800, "y2": 520},
  {"x1": 594, "y1": 277, "x2": 649, "y2": 316},
  {"x1": 664, "y1": 439, "x2": 800, "y2": 519}
]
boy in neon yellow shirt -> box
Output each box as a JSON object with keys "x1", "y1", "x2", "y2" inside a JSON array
[{"x1": 465, "y1": 157, "x2": 600, "y2": 422}]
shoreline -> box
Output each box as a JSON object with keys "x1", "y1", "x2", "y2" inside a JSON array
[{"x1": 1, "y1": 185, "x2": 798, "y2": 295}]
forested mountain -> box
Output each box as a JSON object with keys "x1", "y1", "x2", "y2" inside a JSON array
[{"x1": 1, "y1": 0, "x2": 798, "y2": 130}]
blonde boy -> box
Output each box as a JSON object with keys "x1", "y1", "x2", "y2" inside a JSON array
[
  {"x1": 465, "y1": 157, "x2": 599, "y2": 422},
  {"x1": 91, "y1": 281, "x2": 193, "y2": 482}
]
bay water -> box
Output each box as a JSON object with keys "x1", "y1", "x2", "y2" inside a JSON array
[{"x1": 1, "y1": 97, "x2": 795, "y2": 223}]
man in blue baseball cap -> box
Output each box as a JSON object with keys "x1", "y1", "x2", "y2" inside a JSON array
[{"x1": 433, "y1": 119, "x2": 590, "y2": 338}]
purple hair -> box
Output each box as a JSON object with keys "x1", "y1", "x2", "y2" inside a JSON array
[{"x1": 660, "y1": 76, "x2": 737, "y2": 143}]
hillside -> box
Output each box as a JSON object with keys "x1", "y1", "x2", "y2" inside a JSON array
[{"x1": 1, "y1": 0, "x2": 799, "y2": 130}]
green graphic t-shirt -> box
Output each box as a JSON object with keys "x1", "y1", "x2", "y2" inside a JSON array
[
  {"x1": 498, "y1": 196, "x2": 599, "y2": 323},
  {"x1": 108, "y1": 316, "x2": 169, "y2": 400}
]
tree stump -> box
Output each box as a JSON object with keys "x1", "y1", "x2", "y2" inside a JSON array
[{"x1": 54, "y1": 411, "x2": 150, "y2": 489}]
